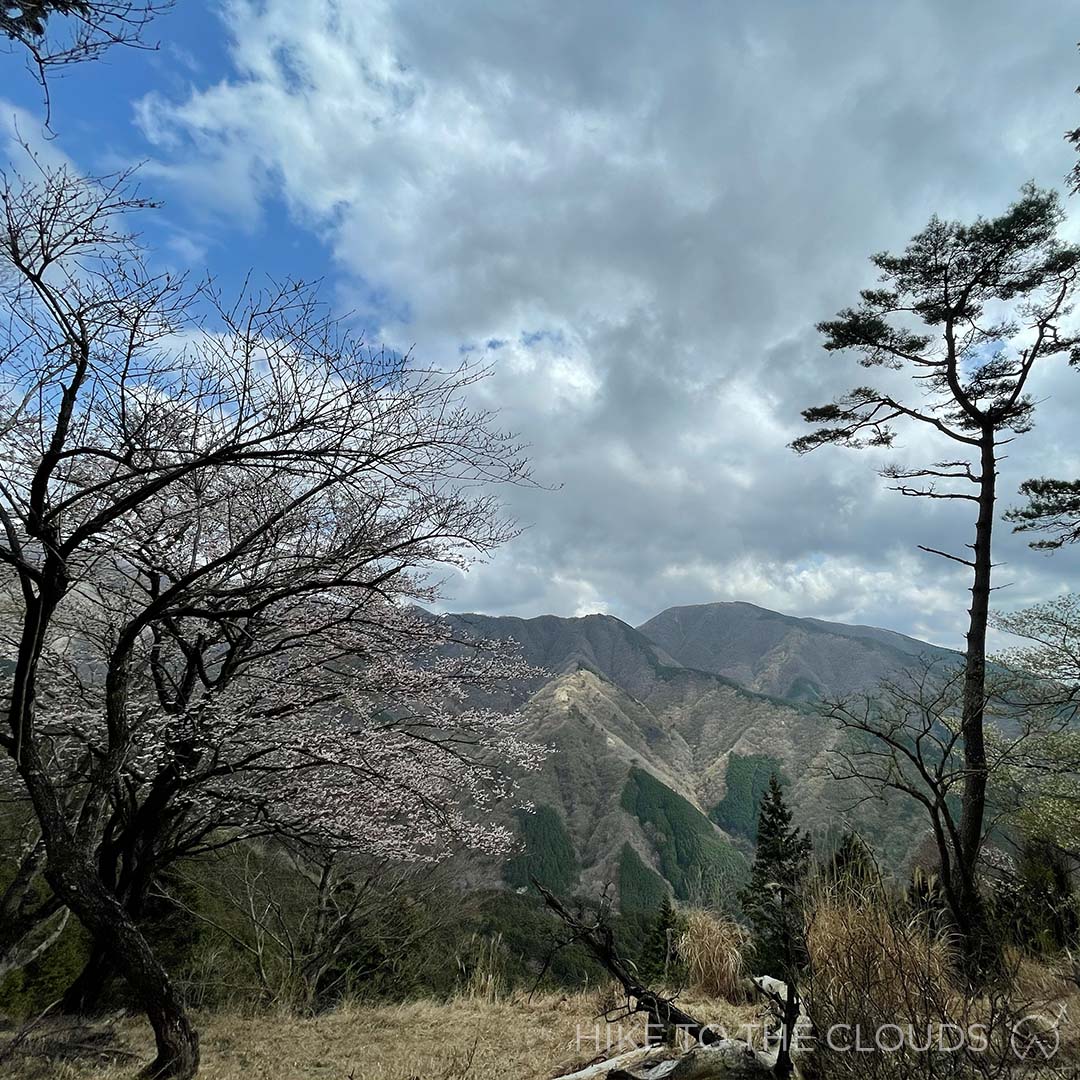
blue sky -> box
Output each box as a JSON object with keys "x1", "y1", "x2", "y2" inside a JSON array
[
  {"x1": 4, "y1": 2, "x2": 329, "y2": 297},
  {"x1": 5, "y1": 0, "x2": 1080, "y2": 648}
]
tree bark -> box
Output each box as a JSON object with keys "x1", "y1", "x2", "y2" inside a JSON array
[
  {"x1": 61, "y1": 820, "x2": 152, "y2": 1013},
  {"x1": 45, "y1": 856, "x2": 199, "y2": 1078},
  {"x1": 12, "y1": 626, "x2": 199, "y2": 1079},
  {"x1": 60, "y1": 784, "x2": 181, "y2": 1014},
  {"x1": 953, "y1": 429, "x2": 996, "y2": 967}
]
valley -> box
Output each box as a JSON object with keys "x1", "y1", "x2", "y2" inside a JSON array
[{"x1": 450, "y1": 602, "x2": 956, "y2": 906}]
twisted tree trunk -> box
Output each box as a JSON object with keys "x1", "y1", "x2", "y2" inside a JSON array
[
  {"x1": 11, "y1": 590, "x2": 200, "y2": 1079},
  {"x1": 45, "y1": 855, "x2": 199, "y2": 1078}
]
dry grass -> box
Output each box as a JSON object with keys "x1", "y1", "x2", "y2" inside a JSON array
[
  {"x1": 0, "y1": 990, "x2": 763, "y2": 1080},
  {"x1": 456, "y1": 933, "x2": 506, "y2": 1004},
  {"x1": 1006, "y1": 946, "x2": 1077, "y2": 1001},
  {"x1": 11, "y1": 899, "x2": 1080, "y2": 1080},
  {"x1": 805, "y1": 891, "x2": 956, "y2": 1019},
  {"x1": 0, "y1": 992, "x2": 732, "y2": 1080},
  {"x1": 802, "y1": 888, "x2": 1080, "y2": 1078},
  {"x1": 677, "y1": 908, "x2": 749, "y2": 1003}
]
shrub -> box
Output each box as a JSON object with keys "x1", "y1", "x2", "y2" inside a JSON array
[
  {"x1": 456, "y1": 933, "x2": 507, "y2": 1003},
  {"x1": 990, "y1": 840, "x2": 1079, "y2": 956},
  {"x1": 805, "y1": 886, "x2": 955, "y2": 1023},
  {"x1": 800, "y1": 883, "x2": 1033, "y2": 1078},
  {"x1": 677, "y1": 908, "x2": 749, "y2": 1002}
]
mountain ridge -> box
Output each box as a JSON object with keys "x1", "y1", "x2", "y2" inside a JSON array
[
  {"x1": 446, "y1": 600, "x2": 941, "y2": 905},
  {"x1": 637, "y1": 600, "x2": 959, "y2": 701}
]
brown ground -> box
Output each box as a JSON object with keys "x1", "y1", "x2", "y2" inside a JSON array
[
  {"x1": 0, "y1": 993, "x2": 760, "y2": 1080},
  {"x1": 7, "y1": 979, "x2": 1080, "y2": 1079}
]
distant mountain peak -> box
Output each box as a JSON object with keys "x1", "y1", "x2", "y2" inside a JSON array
[
  {"x1": 447, "y1": 600, "x2": 939, "y2": 899},
  {"x1": 636, "y1": 600, "x2": 956, "y2": 702}
]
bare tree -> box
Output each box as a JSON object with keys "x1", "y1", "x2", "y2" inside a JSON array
[
  {"x1": 533, "y1": 881, "x2": 726, "y2": 1049},
  {"x1": 155, "y1": 845, "x2": 456, "y2": 1011},
  {"x1": 987, "y1": 596, "x2": 1080, "y2": 857},
  {"x1": 792, "y1": 185, "x2": 1080, "y2": 953},
  {"x1": 822, "y1": 652, "x2": 1079, "y2": 938},
  {"x1": 0, "y1": 160, "x2": 535, "y2": 1077},
  {"x1": 2, "y1": 0, "x2": 170, "y2": 121}
]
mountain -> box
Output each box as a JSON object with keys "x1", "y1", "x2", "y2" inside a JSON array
[
  {"x1": 448, "y1": 603, "x2": 935, "y2": 908},
  {"x1": 638, "y1": 601, "x2": 959, "y2": 702},
  {"x1": 444, "y1": 611, "x2": 682, "y2": 702}
]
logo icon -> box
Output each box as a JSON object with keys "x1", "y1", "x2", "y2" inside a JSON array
[{"x1": 1010, "y1": 1014, "x2": 1061, "y2": 1061}]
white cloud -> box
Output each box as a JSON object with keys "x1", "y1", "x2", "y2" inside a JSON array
[
  {"x1": 134, "y1": 0, "x2": 1080, "y2": 646},
  {"x1": 1, "y1": 102, "x2": 76, "y2": 170}
]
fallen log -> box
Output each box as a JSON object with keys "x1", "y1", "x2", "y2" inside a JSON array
[
  {"x1": 553, "y1": 1046, "x2": 669, "y2": 1079},
  {"x1": 555, "y1": 1039, "x2": 775, "y2": 1080},
  {"x1": 537, "y1": 880, "x2": 792, "y2": 1078},
  {"x1": 652, "y1": 1041, "x2": 774, "y2": 1078},
  {"x1": 533, "y1": 880, "x2": 721, "y2": 1046}
]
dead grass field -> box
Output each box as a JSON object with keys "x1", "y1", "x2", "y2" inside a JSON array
[
  {"x1": 7, "y1": 979, "x2": 1080, "y2": 1079},
  {"x1": 0, "y1": 992, "x2": 760, "y2": 1080}
]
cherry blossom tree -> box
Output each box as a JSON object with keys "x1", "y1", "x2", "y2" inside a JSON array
[
  {"x1": 0, "y1": 160, "x2": 538, "y2": 1078},
  {"x1": 52, "y1": 587, "x2": 542, "y2": 1011}
]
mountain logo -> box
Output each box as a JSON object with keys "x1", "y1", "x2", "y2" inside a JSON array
[{"x1": 1010, "y1": 1012, "x2": 1061, "y2": 1060}]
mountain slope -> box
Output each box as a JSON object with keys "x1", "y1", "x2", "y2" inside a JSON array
[
  {"x1": 504, "y1": 664, "x2": 922, "y2": 904},
  {"x1": 446, "y1": 602, "x2": 940, "y2": 905},
  {"x1": 638, "y1": 601, "x2": 959, "y2": 701},
  {"x1": 446, "y1": 611, "x2": 681, "y2": 701}
]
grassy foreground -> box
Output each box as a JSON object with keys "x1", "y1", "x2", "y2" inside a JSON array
[{"x1": 0, "y1": 993, "x2": 759, "y2": 1080}]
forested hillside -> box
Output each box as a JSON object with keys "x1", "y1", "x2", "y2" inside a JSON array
[{"x1": 454, "y1": 603, "x2": 947, "y2": 903}]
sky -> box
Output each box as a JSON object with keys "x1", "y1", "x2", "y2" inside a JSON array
[{"x1": 4, "y1": 0, "x2": 1080, "y2": 648}]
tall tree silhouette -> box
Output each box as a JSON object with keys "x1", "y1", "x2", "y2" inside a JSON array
[
  {"x1": 793, "y1": 185, "x2": 1080, "y2": 946},
  {"x1": 739, "y1": 775, "x2": 810, "y2": 1074}
]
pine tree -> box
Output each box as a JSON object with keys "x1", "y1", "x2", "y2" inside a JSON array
[
  {"x1": 739, "y1": 775, "x2": 811, "y2": 1075},
  {"x1": 1009, "y1": 478, "x2": 1080, "y2": 548},
  {"x1": 793, "y1": 186, "x2": 1080, "y2": 954},
  {"x1": 826, "y1": 832, "x2": 878, "y2": 894},
  {"x1": 639, "y1": 893, "x2": 678, "y2": 986},
  {"x1": 739, "y1": 774, "x2": 812, "y2": 981}
]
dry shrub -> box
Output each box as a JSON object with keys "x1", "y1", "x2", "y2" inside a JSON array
[
  {"x1": 456, "y1": 933, "x2": 506, "y2": 1003},
  {"x1": 802, "y1": 885, "x2": 1068, "y2": 1079},
  {"x1": 1007, "y1": 946, "x2": 1075, "y2": 1001},
  {"x1": 805, "y1": 886, "x2": 956, "y2": 1021},
  {"x1": 677, "y1": 908, "x2": 749, "y2": 1002}
]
